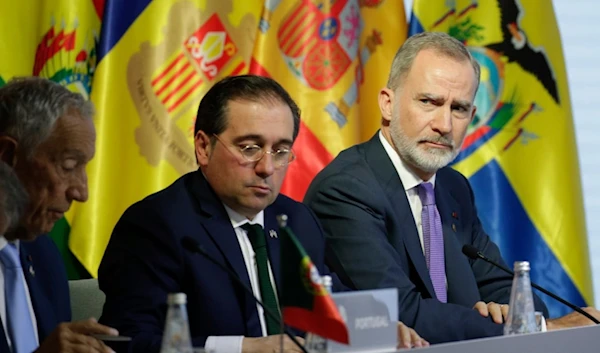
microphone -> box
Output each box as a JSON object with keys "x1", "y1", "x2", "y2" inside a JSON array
[
  {"x1": 181, "y1": 236, "x2": 309, "y2": 353},
  {"x1": 462, "y1": 245, "x2": 600, "y2": 324}
]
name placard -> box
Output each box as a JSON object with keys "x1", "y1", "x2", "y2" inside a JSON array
[{"x1": 329, "y1": 288, "x2": 398, "y2": 353}]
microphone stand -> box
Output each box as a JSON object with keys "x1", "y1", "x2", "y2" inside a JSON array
[
  {"x1": 182, "y1": 237, "x2": 309, "y2": 353},
  {"x1": 464, "y1": 246, "x2": 600, "y2": 325}
]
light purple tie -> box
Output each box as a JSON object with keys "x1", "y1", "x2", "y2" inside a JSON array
[
  {"x1": 0, "y1": 244, "x2": 37, "y2": 353},
  {"x1": 418, "y1": 182, "x2": 447, "y2": 303}
]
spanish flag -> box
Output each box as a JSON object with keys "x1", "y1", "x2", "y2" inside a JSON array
[
  {"x1": 0, "y1": 0, "x2": 102, "y2": 279},
  {"x1": 279, "y1": 216, "x2": 349, "y2": 344},
  {"x1": 410, "y1": 0, "x2": 592, "y2": 317},
  {"x1": 251, "y1": 0, "x2": 407, "y2": 201}
]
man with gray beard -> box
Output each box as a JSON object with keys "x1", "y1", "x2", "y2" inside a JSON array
[{"x1": 304, "y1": 32, "x2": 600, "y2": 344}]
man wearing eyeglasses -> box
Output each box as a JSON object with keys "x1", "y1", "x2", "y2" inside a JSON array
[{"x1": 98, "y1": 75, "x2": 430, "y2": 353}]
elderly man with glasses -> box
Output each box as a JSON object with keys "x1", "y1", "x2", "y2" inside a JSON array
[{"x1": 99, "y1": 75, "x2": 378, "y2": 353}]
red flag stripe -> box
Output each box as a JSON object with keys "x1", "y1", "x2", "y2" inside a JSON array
[
  {"x1": 248, "y1": 58, "x2": 333, "y2": 201},
  {"x1": 230, "y1": 61, "x2": 246, "y2": 77},
  {"x1": 157, "y1": 63, "x2": 192, "y2": 104},
  {"x1": 281, "y1": 122, "x2": 333, "y2": 201},
  {"x1": 280, "y1": 10, "x2": 318, "y2": 52},
  {"x1": 93, "y1": 0, "x2": 105, "y2": 19},
  {"x1": 159, "y1": 69, "x2": 196, "y2": 104},
  {"x1": 152, "y1": 53, "x2": 185, "y2": 87},
  {"x1": 167, "y1": 78, "x2": 203, "y2": 112},
  {"x1": 283, "y1": 305, "x2": 349, "y2": 344},
  {"x1": 279, "y1": 6, "x2": 311, "y2": 48}
]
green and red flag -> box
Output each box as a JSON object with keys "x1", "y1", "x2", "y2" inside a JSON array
[{"x1": 278, "y1": 215, "x2": 349, "y2": 345}]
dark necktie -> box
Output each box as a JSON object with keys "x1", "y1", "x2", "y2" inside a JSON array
[
  {"x1": 241, "y1": 223, "x2": 281, "y2": 335},
  {"x1": 417, "y1": 182, "x2": 448, "y2": 303}
]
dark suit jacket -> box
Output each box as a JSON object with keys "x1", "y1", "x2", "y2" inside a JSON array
[
  {"x1": 0, "y1": 235, "x2": 71, "y2": 352},
  {"x1": 99, "y1": 170, "x2": 332, "y2": 353},
  {"x1": 304, "y1": 134, "x2": 548, "y2": 344}
]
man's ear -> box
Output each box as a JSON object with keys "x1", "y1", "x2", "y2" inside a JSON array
[
  {"x1": 470, "y1": 105, "x2": 477, "y2": 123},
  {"x1": 0, "y1": 135, "x2": 18, "y2": 167},
  {"x1": 194, "y1": 130, "x2": 212, "y2": 167},
  {"x1": 379, "y1": 88, "x2": 395, "y2": 126}
]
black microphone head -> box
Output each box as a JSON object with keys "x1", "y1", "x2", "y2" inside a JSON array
[
  {"x1": 462, "y1": 244, "x2": 481, "y2": 260},
  {"x1": 181, "y1": 236, "x2": 199, "y2": 252}
]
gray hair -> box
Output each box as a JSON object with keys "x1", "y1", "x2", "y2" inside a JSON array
[
  {"x1": 0, "y1": 161, "x2": 28, "y2": 231},
  {"x1": 386, "y1": 32, "x2": 481, "y2": 91},
  {"x1": 0, "y1": 77, "x2": 95, "y2": 157}
]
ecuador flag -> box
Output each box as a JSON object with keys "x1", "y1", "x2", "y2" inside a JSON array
[
  {"x1": 251, "y1": 0, "x2": 407, "y2": 201},
  {"x1": 409, "y1": 0, "x2": 592, "y2": 317}
]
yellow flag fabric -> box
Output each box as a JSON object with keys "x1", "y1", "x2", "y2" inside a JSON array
[
  {"x1": 0, "y1": 1, "x2": 99, "y2": 87},
  {"x1": 0, "y1": 0, "x2": 101, "y2": 278},
  {"x1": 251, "y1": 0, "x2": 407, "y2": 200},
  {"x1": 66, "y1": 0, "x2": 407, "y2": 277},
  {"x1": 70, "y1": 0, "x2": 262, "y2": 277},
  {"x1": 410, "y1": 0, "x2": 592, "y2": 316}
]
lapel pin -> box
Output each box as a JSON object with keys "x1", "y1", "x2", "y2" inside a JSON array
[
  {"x1": 269, "y1": 230, "x2": 278, "y2": 239},
  {"x1": 452, "y1": 211, "x2": 458, "y2": 219},
  {"x1": 452, "y1": 224, "x2": 457, "y2": 232},
  {"x1": 29, "y1": 265, "x2": 35, "y2": 277}
]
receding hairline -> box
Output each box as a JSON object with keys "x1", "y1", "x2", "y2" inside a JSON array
[
  {"x1": 399, "y1": 48, "x2": 479, "y2": 89},
  {"x1": 386, "y1": 33, "x2": 481, "y2": 91}
]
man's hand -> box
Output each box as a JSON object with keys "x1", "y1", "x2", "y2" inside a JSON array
[
  {"x1": 397, "y1": 321, "x2": 429, "y2": 349},
  {"x1": 547, "y1": 307, "x2": 600, "y2": 330},
  {"x1": 473, "y1": 301, "x2": 509, "y2": 324},
  {"x1": 35, "y1": 318, "x2": 118, "y2": 353},
  {"x1": 242, "y1": 335, "x2": 305, "y2": 353}
]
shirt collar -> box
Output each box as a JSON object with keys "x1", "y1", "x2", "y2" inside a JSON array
[
  {"x1": 223, "y1": 205, "x2": 265, "y2": 229},
  {"x1": 378, "y1": 130, "x2": 436, "y2": 191},
  {"x1": 0, "y1": 235, "x2": 19, "y2": 251}
]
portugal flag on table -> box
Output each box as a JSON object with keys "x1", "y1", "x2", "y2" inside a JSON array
[{"x1": 279, "y1": 218, "x2": 349, "y2": 344}]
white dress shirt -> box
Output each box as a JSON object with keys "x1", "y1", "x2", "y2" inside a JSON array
[
  {"x1": 378, "y1": 131, "x2": 436, "y2": 253},
  {"x1": 0, "y1": 236, "x2": 40, "y2": 351},
  {"x1": 203, "y1": 207, "x2": 278, "y2": 353},
  {"x1": 379, "y1": 132, "x2": 530, "y2": 311}
]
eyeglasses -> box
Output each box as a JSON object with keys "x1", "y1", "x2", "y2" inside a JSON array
[{"x1": 213, "y1": 134, "x2": 295, "y2": 168}]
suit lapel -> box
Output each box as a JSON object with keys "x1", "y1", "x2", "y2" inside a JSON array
[
  {"x1": 188, "y1": 171, "x2": 253, "y2": 294},
  {"x1": 263, "y1": 207, "x2": 281, "y2": 291},
  {"x1": 20, "y1": 243, "x2": 55, "y2": 341},
  {"x1": 435, "y1": 179, "x2": 478, "y2": 306},
  {"x1": 187, "y1": 171, "x2": 261, "y2": 334},
  {"x1": 201, "y1": 218, "x2": 251, "y2": 288},
  {"x1": 364, "y1": 135, "x2": 435, "y2": 298}
]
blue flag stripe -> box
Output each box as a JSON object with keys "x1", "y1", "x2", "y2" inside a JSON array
[
  {"x1": 470, "y1": 160, "x2": 586, "y2": 317},
  {"x1": 98, "y1": 0, "x2": 152, "y2": 61},
  {"x1": 408, "y1": 12, "x2": 424, "y2": 35}
]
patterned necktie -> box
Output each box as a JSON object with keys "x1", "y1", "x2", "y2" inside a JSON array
[
  {"x1": 417, "y1": 182, "x2": 448, "y2": 303},
  {"x1": 0, "y1": 243, "x2": 37, "y2": 353},
  {"x1": 241, "y1": 223, "x2": 281, "y2": 335}
]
